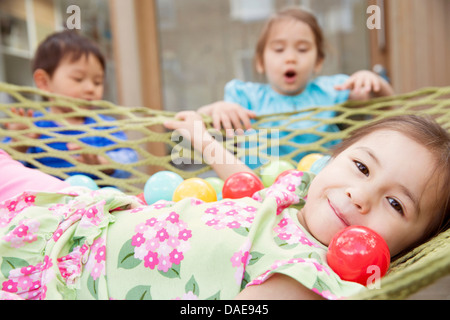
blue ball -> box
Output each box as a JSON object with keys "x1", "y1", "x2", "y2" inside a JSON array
[
  {"x1": 65, "y1": 174, "x2": 99, "y2": 190},
  {"x1": 144, "y1": 171, "x2": 184, "y2": 204}
]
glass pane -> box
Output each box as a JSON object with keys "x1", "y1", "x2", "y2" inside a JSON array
[{"x1": 156, "y1": 0, "x2": 370, "y2": 112}]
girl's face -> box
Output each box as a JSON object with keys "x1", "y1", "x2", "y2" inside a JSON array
[
  {"x1": 257, "y1": 18, "x2": 323, "y2": 96},
  {"x1": 298, "y1": 130, "x2": 441, "y2": 256}
]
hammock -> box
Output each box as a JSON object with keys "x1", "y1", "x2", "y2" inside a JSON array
[{"x1": 0, "y1": 81, "x2": 449, "y2": 299}]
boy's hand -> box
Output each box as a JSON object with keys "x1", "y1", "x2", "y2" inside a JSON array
[
  {"x1": 4, "y1": 108, "x2": 40, "y2": 139},
  {"x1": 198, "y1": 101, "x2": 256, "y2": 134},
  {"x1": 335, "y1": 70, "x2": 394, "y2": 100}
]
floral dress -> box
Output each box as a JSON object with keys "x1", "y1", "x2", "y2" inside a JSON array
[{"x1": 0, "y1": 171, "x2": 364, "y2": 300}]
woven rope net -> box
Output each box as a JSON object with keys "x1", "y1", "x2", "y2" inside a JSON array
[{"x1": 0, "y1": 81, "x2": 449, "y2": 299}]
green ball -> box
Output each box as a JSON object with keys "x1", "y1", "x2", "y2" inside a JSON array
[
  {"x1": 260, "y1": 160, "x2": 295, "y2": 187},
  {"x1": 205, "y1": 177, "x2": 225, "y2": 200}
]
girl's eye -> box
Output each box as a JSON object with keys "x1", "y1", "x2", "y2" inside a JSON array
[
  {"x1": 298, "y1": 46, "x2": 309, "y2": 53},
  {"x1": 354, "y1": 161, "x2": 369, "y2": 176},
  {"x1": 388, "y1": 197, "x2": 404, "y2": 216}
]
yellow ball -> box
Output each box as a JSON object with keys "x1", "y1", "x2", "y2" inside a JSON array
[
  {"x1": 172, "y1": 178, "x2": 218, "y2": 203},
  {"x1": 297, "y1": 153, "x2": 324, "y2": 172}
]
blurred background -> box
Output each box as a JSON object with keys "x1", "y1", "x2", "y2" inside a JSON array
[{"x1": 1, "y1": 0, "x2": 449, "y2": 111}]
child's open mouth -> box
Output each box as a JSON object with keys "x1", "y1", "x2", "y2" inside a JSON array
[{"x1": 284, "y1": 70, "x2": 297, "y2": 83}]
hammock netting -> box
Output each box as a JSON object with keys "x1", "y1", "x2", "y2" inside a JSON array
[{"x1": 0, "y1": 81, "x2": 449, "y2": 299}]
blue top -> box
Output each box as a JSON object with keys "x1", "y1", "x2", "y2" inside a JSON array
[
  {"x1": 4, "y1": 112, "x2": 138, "y2": 179},
  {"x1": 224, "y1": 75, "x2": 350, "y2": 167}
]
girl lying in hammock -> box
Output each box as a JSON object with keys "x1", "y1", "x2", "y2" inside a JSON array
[{"x1": 0, "y1": 114, "x2": 449, "y2": 300}]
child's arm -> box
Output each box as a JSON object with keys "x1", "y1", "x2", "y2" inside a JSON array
[
  {"x1": 4, "y1": 107, "x2": 40, "y2": 153},
  {"x1": 335, "y1": 70, "x2": 394, "y2": 100},
  {"x1": 235, "y1": 273, "x2": 324, "y2": 300},
  {"x1": 198, "y1": 101, "x2": 256, "y2": 133},
  {"x1": 163, "y1": 111, "x2": 254, "y2": 181}
]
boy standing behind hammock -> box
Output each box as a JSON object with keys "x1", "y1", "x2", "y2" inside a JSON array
[{"x1": 3, "y1": 30, "x2": 138, "y2": 179}]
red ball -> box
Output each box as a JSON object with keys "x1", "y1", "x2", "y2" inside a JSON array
[
  {"x1": 274, "y1": 169, "x2": 298, "y2": 184},
  {"x1": 222, "y1": 172, "x2": 265, "y2": 199},
  {"x1": 327, "y1": 226, "x2": 390, "y2": 286},
  {"x1": 136, "y1": 192, "x2": 147, "y2": 204}
]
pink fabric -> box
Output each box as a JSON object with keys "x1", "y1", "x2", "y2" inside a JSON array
[{"x1": 0, "y1": 149, "x2": 70, "y2": 202}]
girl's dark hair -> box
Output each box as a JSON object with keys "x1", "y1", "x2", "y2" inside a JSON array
[
  {"x1": 32, "y1": 30, "x2": 106, "y2": 77},
  {"x1": 333, "y1": 114, "x2": 450, "y2": 253}
]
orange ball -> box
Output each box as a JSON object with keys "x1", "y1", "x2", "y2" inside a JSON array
[{"x1": 172, "y1": 178, "x2": 217, "y2": 203}]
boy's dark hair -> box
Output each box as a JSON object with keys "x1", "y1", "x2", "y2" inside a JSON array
[{"x1": 32, "y1": 30, "x2": 106, "y2": 77}]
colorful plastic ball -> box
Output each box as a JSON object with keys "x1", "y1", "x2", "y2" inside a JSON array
[
  {"x1": 144, "y1": 171, "x2": 184, "y2": 205},
  {"x1": 136, "y1": 193, "x2": 146, "y2": 204},
  {"x1": 205, "y1": 177, "x2": 225, "y2": 200},
  {"x1": 222, "y1": 172, "x2": 264, "y2": 199},
  {"x1": 65, "y1": 174, "x2": 99, "y2": 190},
  {"x1": 274, "y1": 169, "x2": 299, "y2": 184},
  {"x1": 260, "y1": 160, "x2": 296, "y2": 187},
  {"x1": 172, "y1": 178, "x2": 217, "y2": 203},
  {"x1": 309, "y1": 155, "x2": 331, "y2": 175},
  {"x1": 327, "y1": 226, "x2": 391, "y2": 286},
  {"x1": 297, "y1": 153, "x2": 324, "y2": 172}
]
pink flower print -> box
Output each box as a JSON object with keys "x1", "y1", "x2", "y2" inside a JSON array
[
  {"x1": 278, "y1": 218, "x2": 288, "y2": 228},
  {"x1": 226, "y1": 209, "x2": 239, "y2": 216},
  {"x1": 287, "y1": 184, "x2": 296, "y2": 192},
  {"x1": 205, "y1": 207, "x2": 219, "y2": 214},
  {"x1": 86, "y1": 207, "x2": 98, "y2": 219},
  {"x1": 24, "y1": 195, "x2": 36, "y2": 204},
  {"x1": 13, "y1": 224, "x2": 29, "y2": 237},
  {"x1": 299, "y1": 236, "x2": 315, "y2": 247},
  {"x1": 146, "y1": 217, "x2": 158, "y2": 227},
  {"x1": 95, "y1": 246, "x2": 106, "y2": 263},
  {"x1": 53, "y1": 228, "x2": 63, "y2": 242},
  {"x1": 135, "y1": 222, "x2": 149, "y2": 234},
  {"x1": 244, "y1": 206, "x2": 257, "y2": 212},
  {"x1": 3, "y1": 219, "x2": 41, "y2": 248},
  {"x1": 222, "y1": 201, "x2": 235, "y2": 206},
  {"x1": 166, "y1": 212, "x2": 179, "y2": 224},
  {"x1": 156, "y1": 228, "x2": 169, "y2": 242},
  {"x1": 278, "y1": 233, "x2": 291, "y2": 241},
  {"x1": 145, "y1": 238, "x2": 160, "y2": 251},
  {"x1": 167, "y1": 236, "x2": 180, "y2": 248},
  {"x1": 21, "y1": 265, "x2": 36, "y2": 276},
  {"x1": 231, "y1": 252, "x2": 243, "y2": 268},
  {"x1": 7, "y1": 200, "x2": 18, "y2": 212},
  {"x1": 157, "y1": 255, "x2": 171, "y2": 272},
  {"x1": 169, "y1": 249, "x2": 184, "y2": 265},
  {"x1": 144, "y1": 251, "x2": 159, "y2": 269},
  {"x1": 2, "y1": 279, "x2": 18, "y2": 293},
  {"x1": 18, "y1": 276, "x2": 33, "y2": 291},
  {"x1": 178, "y1": 229, "x2": 192, "y2": 241},
  {"x1": 129, "y1": 212, "x2": 192, "y2": 272},
  {"x1": 91, "y1": 262, "x2": 104, "y2": 281},
  {"x1": 227, "y1": 221, "x2": 241, "y2": 229},
  {"x1": 132, "y1": 233, "x2": 145, "y2": 247},
  {"x1": 205, "y1": 219, "x2": 219, "y2": 227}
]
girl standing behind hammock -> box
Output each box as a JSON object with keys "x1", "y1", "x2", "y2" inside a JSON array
[{"x1": 199, "y1": 7, "x2": 394, "y2": 166}]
